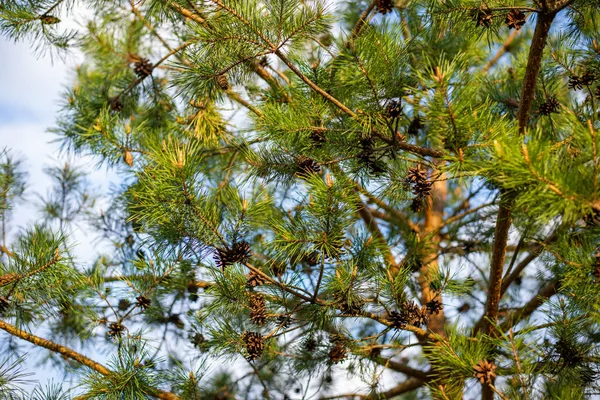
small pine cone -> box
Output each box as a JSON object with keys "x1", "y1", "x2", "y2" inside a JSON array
[
  {"x1": 309, "y1": 128, "x2": 327, "y2": 147},
  {"x1": 414, "y1": 307, "x2": 430, "y2": 326},
  {"x1": 328, "y1": 342, "x2": 347, "y2": 364},
  {"x1": 216, "y1": 74, "x2": 230, "y2": 90},
  {"x1": 410, "y1": 196, "x2": 425, "y2": 213},
  {"x1": 385, "y1": 100, "x2": 402, "y2": 119},
  {"x1": 407, "y1": 116, "x2": 424, "y2": 135},
  {"x1": 296, "y1": 155, "x2": 321, "y2": 178},
  {"x1": 568, "y1": 75, "x2": 584, "y2": 90},
  {"x1": 376, "y1": 0, "x2": 394, "y2": 14},
  {"x1": 190, "y1": 332, "x2": 208, "y2": 351},
  {"x1": 303, "y1": 337, "x2": 317, "y2": 353},
  {"x1": 505, "y1": 9, "x2": 526, "y2": 30},
  {"x1": 246, "y1": 271, "x2": 266, "y2": 288},
  {"x1": 40, "y1": 15, "x2": 61, "y2": 24},
  {"x1": 117, "y1": 299, "x2": 131, "y2": 311},
  {"x1": 425, "y1": 299, "x2": 443, "y2": 315},
  {"x1": 136, "y1": 296, "x2": 151, "y2": 311},
  {"x1": 242, "y1": 331, "x2": 264, "y2": 361},
  {"x1": 168, "y1": 314, "x2": 184, "y2": 329},
  {"x1": 473, "y1": 360, "x2": 497, "y2": 385},
  {"x1": 108, "y1": 322, "x2": 125, "y2": 338},
  {"x1": 249, "y1": 293, "x2": 268, "y2": 326},
  {"x1": 109, "y1": 97, "x2": 123, "y2": 112},
  {"x1": 368, "y1": 346, "x2": 382, "y2": 359},
  {"x1": 538, "y1": 97, "x2": 560, "y2": 115},
  {"x1": 412, "y1": 180, "x2": 433, "y2": 197},
  {"x1": 406, "y1": 166, "x2": 428, "y2": 184},
  {"x1": 473, "y1": 8, "x2": 493, "y2": 28},
  {"x1": 214, "y1": 241, "x2": 251, "y2": 270},
  {"x1": 581, "y1": 71, "x2": 597, "y2": 86},
  {"x1": 134, "y1": 58, "x2": 153, "y2": 78},
  {"x1": 358, "y1": 138, "x2": 386, "y2": 175},
  {"x1": 388, "y1": 310, "x2": 409, "y2": 329},
  {"x1": 271, "y1": 262, "x2": 287, "y2": 277}
]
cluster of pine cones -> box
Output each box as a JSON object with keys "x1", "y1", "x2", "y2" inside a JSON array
[
  {"x1": 388, "y1": 299, "x2": 443, "y2": 329},
  {"x1": 473, "y1": 8, "x2": 527, "y2": 30}
]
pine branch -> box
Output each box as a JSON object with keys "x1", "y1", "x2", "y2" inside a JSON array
[
  {"x1": 0, "y1": 319, "x2": 179, "y2": 399},
  {"x1": 516, "y1": 12, "x2": 557, "y2": 134}
]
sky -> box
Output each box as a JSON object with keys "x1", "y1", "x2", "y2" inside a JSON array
[{"x1": 0, "y1": 29, "x2": 121, "y2": 392}]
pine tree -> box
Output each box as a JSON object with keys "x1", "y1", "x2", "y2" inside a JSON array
[{"x1": 1, "y1": 0, "x2": 600, "y2": 398}]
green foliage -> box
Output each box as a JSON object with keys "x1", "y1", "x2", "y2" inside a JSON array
[{"x1": 1, "y1": 0, "x2": 600, "y2": 398}]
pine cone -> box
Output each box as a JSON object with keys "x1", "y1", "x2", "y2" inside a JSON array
[
  {"x1": 473, "y1": 360, "x2": 497, "y2": 384},
  {"x1": 117, "y1": 299, "x2": 131, "y2": 311},
  {"x1": 505, "y1": 9, "x2": 526, "y2": 30},
  {"x1": 473, "y1": 8, "x2": 493, "y2": 28},
  {"x1": 109, "y1": 97, "x2": 123, "y2": 112},
  {"x1": 134, "y1": 58, "x2": 153, "y2": 78},
  {"x1": 242, "y1": 331, "x2": 264, "y2": 361},
  {"x1": 538, "y1": 97, "x2": 560, "y2": 115},
  {"x1": 295, "y1": 155, "x2": 321, "y2": 178},
  {"x1": 328, "y1": 341, "x2": 347, "y2": 364},
  {"x1": 249, "y1": 293, "x2": 267, "y2": 326},
  {"x1": 407, "y1": 116, "x2": 424, "y2": 135},
  {"x1": 376, "y1": 0, "x2": 394, "y2": 14},
  {"x1": 108, "y1": 322, "x2": 125, "y2": 338},
  {"x1": 246, "y1": 271, "x2": 266, "y2": 288},
  {"x1": 136, "y1": 296, "x2": 151, "y2": 310},
  {"x1": 425, "y1": 299, "x2": 443, "y2": 315},
  {"x1": 410, "y1": 196, "x2": 426, "y2": 213},
  {"x1": 412, "y1": 180, "x2": 433, "y2": 197},
  {"x1": 216, "y1": 74, "x2": 230, "y2": 90},
  {"x1": 190, "y1": 332, "x2": 209, "y2": 351},
  {"x1": 40, "y1": 15, "x2": 61, "y2": 24},
  {"x1": 406, "y1": 166, "x2": 428, "y2": 184},
  {"x1": 385, "y1": 100, "x2": 402, "y2": 119},
  {"x1": 303, "y1": 337, "x2": 317, "y2": 353},
  {"x1": 309, "y1": 128, "x2": 327, "y2": 147},
  {"x1": 388, "y1": 301, "x2": 429, "y2": 329},
  {"x1": 214, "y1": 241, "x2": 251, "y2": 270},
  {"x1": 358, "y1": 138, "x2": 386, "y2": 175}
]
